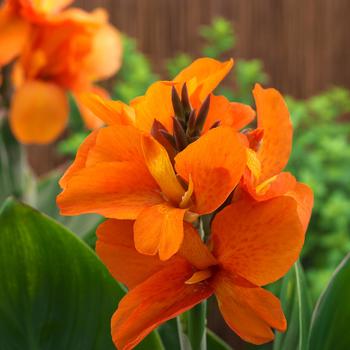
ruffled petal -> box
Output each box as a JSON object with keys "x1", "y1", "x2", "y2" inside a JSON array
[
  {"x1": 174, "y1": 57, "x2": 233, "y2": 101},
  {"x1": 10, "y1": 80, "x2": 69, "y2": 144},
  {"x1": 211, "y1": 195, "x2": 304, "y2": 286},
  {"x1": 96, "y1": 219, "x2": 182, "y2": 289},
  {"x1": 134, "y1": 203, "x2": 186, "y2": 260},
  {"x1": 214, "y1": 272, "x2": 286, "y2": 345},
  {"x1": 76, "y1": 91, "x2": 135, "y2": 126},
  {"x1": 253, "y1": 84, "x2": 292, "y2": 181},
  {"x1": 175, "y1": 126, "x2": 246, "y2": 214},
  {"x1": 112, "y1": 260, "x2": 213, "y2": 350}
]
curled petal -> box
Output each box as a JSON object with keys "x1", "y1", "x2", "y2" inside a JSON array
[
  {"x1": 253, "y1": 84, "x2": 292, "y2": 181},
  {"x1": 10, "y1": 80, "x2": 68, "y2": 144}
]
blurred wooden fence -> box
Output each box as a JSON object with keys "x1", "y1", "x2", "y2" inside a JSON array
[{"x1": 76, "y1": 0, "x2": 350, "y2": 98}]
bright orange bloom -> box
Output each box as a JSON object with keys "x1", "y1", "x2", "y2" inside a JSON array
[
  {"x1": 96, "y1": 188, "x2": 313, "y2": 349},
  {"x1": 58, "y1": 58, "x2": 256, "y2": 260},
  {"x1": 0, "y1": 0, "x2": 122, "y2": 144}
]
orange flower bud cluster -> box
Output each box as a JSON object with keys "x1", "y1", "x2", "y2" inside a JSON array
[
  {"x1": 0, "y1": 0, "x2": 122, "y2": 143},
  {"x1": 57, "y1": 58, "x2": 314, "y2": 349}
]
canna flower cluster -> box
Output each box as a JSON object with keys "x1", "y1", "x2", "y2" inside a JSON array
[
  {"x1": 0, "y1": 0, "x2": 121, "y2": 143},
  {"x1": 57, "y1": 58, "x2": 313, "y2": 349}
]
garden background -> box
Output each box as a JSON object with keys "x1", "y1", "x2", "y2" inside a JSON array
[{"x1": 2, "y1": 1, "x2": 350, "y2": 349}]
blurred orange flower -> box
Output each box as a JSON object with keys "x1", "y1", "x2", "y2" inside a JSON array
[
  {"x1": 0, "y1": 0, "x2": 122, "y2": 144},
  {"x1": 57, "y1": 58, "x2": 256, "y2": 260},
  {"x1": 96, "y1": 188, "x2": 313, "y2": 349}
]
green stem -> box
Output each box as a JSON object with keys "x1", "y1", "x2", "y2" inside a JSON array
[{"x1": 188, "y1": 300, "x2": 207, "y2": 350}]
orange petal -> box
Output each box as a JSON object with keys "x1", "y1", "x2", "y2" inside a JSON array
[
  {"x1": 77, "y1": 91, "x2": 135, "y2": 126},
  {"x1": 178, "y1": 223, "x2": 217, "y2": 270},
  {"x1": 203, "y1": 95, "x2": 255, "y2": 133},
  {"x1": 10, "y1": 80, "x2": 69, "y2": 144},
  {"x1": 174, "y1": 58, "x2": 233, "y2": 101},
  {"x1": 19, "y1": 0, "x2": 74, "y2": 19},
  {"x1": 286, "y1": 182, "x2": 314, "y2": 231},
  {"x1": 57, "y1": 162, "x2": 162, "y2": 219},
  {"x1": 134, "y1": 203, "x2": 186, "y2": 260},
  {"x1": 175, "y1": 127, "x2": 247, "y2": 214},
  {"x1": 132, "y1": 81, "x2": 174, "y2": 133},
  {"x1": 96, "y1": 219, "x2": 182, "y2": 289},
  {"x1": 112, "y1": 260, "x2": 213, "y2": 350},
  {"x1": 253, "y1": 84, "x2": 292, "y2": 181},
  {"x1": 59, "y1": 129, "x2": 99, "y2": 189},
  {"x1": 0, "y1": 3, "x2": 30, "y2": 66},
  {"x1": 214, "y1": 271, "x2": 286, "y2": 345},
  {"x1": 211, "y1": 196, "x2": 304, "y2": 286},
  {"x1": 244, "y1": 172, "x2": 297, "y2": 201},
  {"x1": 141, "y1": 134, "x2": 185, "y2": 205},
  {"x1": 82, "y1": 22, "x2": 122, "y2": 81},
  {"x1": 85, "y1": 125, "x2": 147, "y2": 168},
  {"x1": 74, "y1": 86, "x2": 109, "y2": 129}
]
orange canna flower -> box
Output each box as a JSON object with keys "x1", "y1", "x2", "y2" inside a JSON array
[
  {"x1": 96, "y1": 188, "x2": 313, "y2": 349},
  {"x1": 0, "y1": 0, "x2": 122, "y2": 144},
  {"x1": 57, "y1": 58, "x2": 260, "y2": 260}
]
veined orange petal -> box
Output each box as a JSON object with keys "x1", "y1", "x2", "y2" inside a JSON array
[
  {"x1": 0, "y1": 4, "x2": 30, "y2": 66},
  {"x1": 203, "y1": 95, "x2": 256, "y2": 133},
  {"x1": 112, "y1": 260, "x2": 213, "y2": 350},
  {"x1": 253, "y1": 84, "x2": 292, "y2": 181},
  {"x1": 174, "y1": 57, "x2": 233, "y2": 101},
  {"x1": 74, "y1": 86, "x2": 109, "y2": 129},
  {"x1": 82, "y1": 22, "x2": 122, "y2": 81},
  {"x1": 96, "y1": 219, "x2": 182, "y2": 289},
  {"x1": 85, "y1": 125, "x2": 147, "y2": 168},
  {"x1": 57, "y1": 161, "x2": 162, "y2": 219},
  {"x1": 212, "y1": 196, "x2": 304, "y2": 286},
  {"x1": 286, "y1": 182, "x2": 314, "y2": 231},
  {"x1": 178, "y1": 223, "x2": 217, "y2": 270},
  {"x1": 134, "y1": 203, "x2": 187, "y2": 260},
  {"x1": 213, "y1": 271, "x2": 286, "y2": 345},
  {"x1": 59, "y1": 129, "x2": 99, "y2": 189},
  {"x1": 175, "y1": 126, "x2": 247, "y2": 214},
  {"x1": 141, "y1": 134, "x2": 185, "y2": 205},
  {"x1": 132, "y1": 81, "x2": 175, "y2": 133},
  {"x1": 77, "y1": 92, "x2": 135, "y2": 126},
  {"x1": 10, "y1": 80, "x2": 69, "y2": 144}
]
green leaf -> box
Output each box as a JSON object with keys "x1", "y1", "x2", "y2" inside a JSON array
[
  {"x1": 274, "y1": 261, "x2": 312, "y2": 350},
  {"x1": 207, "y1": 329, "x2": 232, "y2": 350},
  {"x1": 308, "y1": 253, "x2": 350, "y2": 350},
  {"x1": 0, "y1": 198, "x2": 163, "y2": 349}
]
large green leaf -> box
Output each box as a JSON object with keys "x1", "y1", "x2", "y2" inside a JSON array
[
  {"x1": 0, "y1": 198, "x2": 163, "y2": 349},
  {"x1": 308, "y1": 253, "x2": 350, "y2": 350},
  {"x1": 273, "y1": 261, "x2": 312, "y2": 350}
]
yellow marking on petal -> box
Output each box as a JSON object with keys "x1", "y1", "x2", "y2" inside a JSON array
[
  {"x1": 141, "y1": 135, "x2": 185, "y2": 205},
  {"x1": 255, "y1": 175, "x2": 278, "y2": 195},
  {"x1": 179, "y1": 175, "x2": 194, "y2": 209},
  {"x1": 246, "y1": 148, "x2": 261, "y2": 181},
  {"x1": 185, "y1": 269, "x2": 212, "y2": 285},
  {"x1": 184, "y1": 211, "x2": 199, "y2": 224}
]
